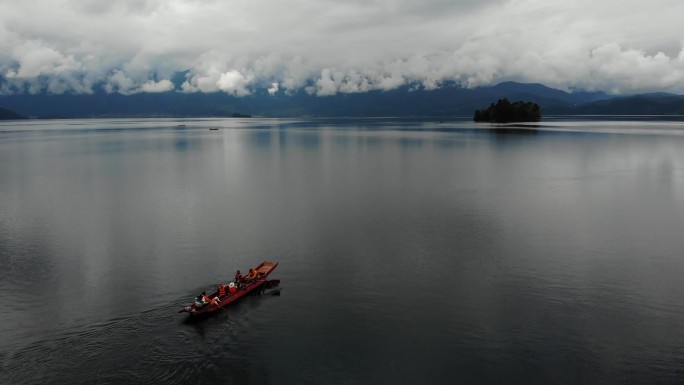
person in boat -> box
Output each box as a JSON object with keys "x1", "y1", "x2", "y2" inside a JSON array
[
  {"x1": 244, "y1": 268, "x2": 258, "y2": 282},
  {"x1": 234, "y1": 270, "x2": 243, "y2": 287},
  {"x1": 194, "y1": 291, "x2": 211, "y2": 308},
  {"x1": 201, "y1": 291, "x2": 211, "y2": 304},
  {"x1": 229, "y1": 282, "x2": 238, "y2": 294},
  {"x1": 218, "y1": 284, "x2": 227, "y2": 297},
  {"x1": 210, "y1": 296, "x2": 220, "y2": 306}
]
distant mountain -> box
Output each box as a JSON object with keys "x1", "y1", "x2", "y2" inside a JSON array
[
  {"x1": 0, "y1": 106, "x2": 25, "y2": 120},
  {"x1": 0, "y1": 82, "x2": 682, "y2": 118},
  {"x1": 0, "y1": 91, "x2": 254, "y2": 119},
  {"x1": 571, "y1": 95, "x2": 684, "y2": 115}
]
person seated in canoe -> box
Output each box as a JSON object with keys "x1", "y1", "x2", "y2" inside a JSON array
[
  {"x1": 194, "y1": 291, "x2": 211, "y2": 308},
  {"x1": 210, "y1": 296, "x2": 220, "y2": 307},
  {"x1": 234, "y1": 270, "x2": 243, "y2": 287},
  {"x1": 229, "y1": 282, "x2": 238, "y2": 294},
  {"x1": 244, "y1": 268, "x2": 258, "y2": 282},
  {"x1": 218, "y1": 284, "x2": 227, "y2": 298}
]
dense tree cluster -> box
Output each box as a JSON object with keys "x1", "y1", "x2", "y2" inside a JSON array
[{"x1": 473, "y1": 98, "x2": 541, "y2": 122}]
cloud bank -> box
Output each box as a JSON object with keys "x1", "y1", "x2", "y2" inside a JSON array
[{"x1": 1, "y1": 0, "x2": 684, "y2": 96}]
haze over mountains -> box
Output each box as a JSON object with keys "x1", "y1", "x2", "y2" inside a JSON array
[
  {"x1": 1, "y1": 81, "x2": 684, "y2": 119},
  {"x1": 3, "y1": 1, "x2": 684, "y2": 122}
]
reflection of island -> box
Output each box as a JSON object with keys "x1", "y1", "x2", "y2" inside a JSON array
[
  {"x1": 474, "y1": 99, "x2": 541, "y2": 123},
  {"x1": 0, "y1": 106, "x2": 26, "y2": 120},
  {"x1": 488, "y1": 126, "x2": 539, "y2": 136}
]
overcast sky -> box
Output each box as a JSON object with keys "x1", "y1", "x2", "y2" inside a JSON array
[{"x1": 1, "y1": 0, "x2": 683, "y2": 96}]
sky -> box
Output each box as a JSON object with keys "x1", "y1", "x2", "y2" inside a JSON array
[{"x1": 1, "y1": 0, "x2": 683, "y2": 96}]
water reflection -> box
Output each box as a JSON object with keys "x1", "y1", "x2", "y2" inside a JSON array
[
  {"x1": 249, "y1": 129, "x2": 274, "y2": 148},
  {"x1": 294, "y1": 131, "x2": 320, "y2": 148},
  {"x1": 486, "y1": 126, "x2": 539, "y2": 136},
  {"x1": 2, "y1": 118, "x2": 684, "y2": 384}
]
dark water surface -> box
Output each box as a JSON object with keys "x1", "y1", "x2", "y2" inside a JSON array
[{"x1": 1, "y1": 118, "x2": 684, "y2": 384}]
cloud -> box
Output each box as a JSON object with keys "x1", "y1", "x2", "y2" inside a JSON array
[
  {"x1": 104, "y1": 70, "x2": 136, "y2": 94},
  {"x1": 1, "y1": 0, "x2": 684, "y2": 95},
  {"x1": 217, "y1": 70, "x2": 252, "y2": 96},
  {"x1": 5, "y1": 40, "x2": 81, "y2": 79},
  {"x1": 140, "y1": 79, "x2": 174, "y2": 93},
  {"x1": 103, "y1": 70, "x2": 173, "y2": 95},
  {"x1": 181, "y1": 67, "x2": 253, "y2": 96},
  {"x1": 315, "y1": 69, "x2": 338, "y2": 96},
  {"x1": 267, "y1": 82, "x2": 279, "y2": 95}
]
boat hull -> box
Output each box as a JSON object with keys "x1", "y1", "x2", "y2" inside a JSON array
[{"x1": 180, "y1": 261, "x2": 278, "y2": 316}]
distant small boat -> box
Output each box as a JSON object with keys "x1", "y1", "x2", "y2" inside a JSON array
[
  {"x1": 209, "y1": 128, "x2": 219, "y2": 131},
  {"x1": 179, "y1": 261, "x2": 278, "y2": 316},
  {"x1": 177, "y1": 124, "x2": 186, "y2": 127}
]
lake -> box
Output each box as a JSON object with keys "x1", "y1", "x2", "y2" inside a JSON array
[{"x1": 1, "y1": 117, "x2": 684, "y2": 384}]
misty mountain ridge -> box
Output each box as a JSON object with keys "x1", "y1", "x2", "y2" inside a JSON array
[
  {"x1": 0, "y1": 106, "x2": 25, "y2": 120},
  {"x1": 1, "y1": 81, "x2": 683, "y2": 118}
]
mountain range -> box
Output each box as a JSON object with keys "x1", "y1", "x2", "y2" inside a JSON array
[
  {"x1": 0, "y1": 106, "x2": 26, "y2": 120},
  {"x1": 1, "y1": 81, "x2": 684, "y2": 119}
]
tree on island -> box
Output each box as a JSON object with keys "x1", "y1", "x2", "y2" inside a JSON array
[{"x1": 473, "y1": 98, "x2": 541, "y2": 123}]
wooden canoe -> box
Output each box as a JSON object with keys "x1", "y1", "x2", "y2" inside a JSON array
[{"x1": 179, "y1": 261, "x2": 278, "y2": 315}]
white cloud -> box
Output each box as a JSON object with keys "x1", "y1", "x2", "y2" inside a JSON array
[
  {"x1": 267, "y1": 82, "x2": 279, "y2": 95},
  {"x1": 315, "y1": 69, "x2": 338, "y2": 96},
  {"x1": 104, "y1": 70, "x2": 136, "y2": 94},
  {"x1": 5, "y1": 40, "x2": 81, "y2": 78},
  {"x1": 140, "y1": 79, "x2": 174, "y2": 93},
  {"x1": 104, "y1": 70, "x2": 173, "y2": 95},
  {"x1": 1, "y1": 0, "x2": 684, "y2": 95},
  {"x1": 217, "y1": 70, "x2": 252, "y2": 96}
]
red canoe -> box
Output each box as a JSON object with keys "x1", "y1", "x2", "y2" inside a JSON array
[{"x1": 179, "y1": 261, "x2": 278, "y2": 315}]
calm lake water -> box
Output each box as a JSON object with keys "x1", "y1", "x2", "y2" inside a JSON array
[{"x1": 1, "y1": 117, "x2": 684, "y2": 384}]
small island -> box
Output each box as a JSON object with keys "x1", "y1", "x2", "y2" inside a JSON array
[{"x1": 473, "y1": 98, "x2": 541, "y2": 123}]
